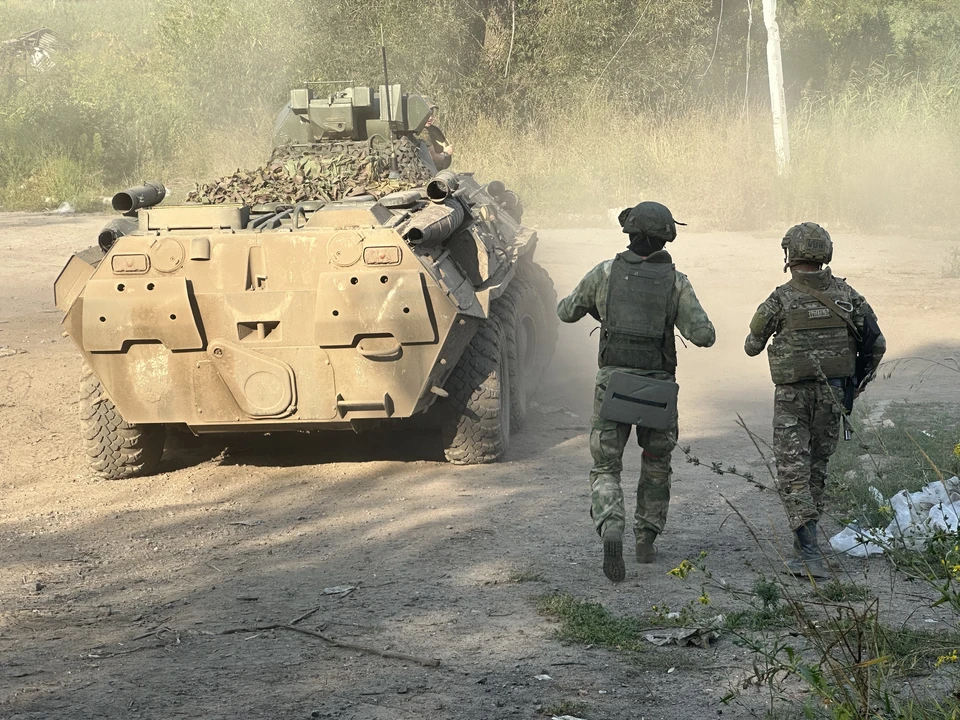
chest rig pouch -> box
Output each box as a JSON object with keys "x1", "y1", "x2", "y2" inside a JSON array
[
  {"x1": 768, "y1": 280, "x2": 857, "y2": 384},
  {"x1": 600, "y1": 254, "x2": 678, "y2": 373},
  {"x1": 599, "y1": 371, "x2": 679, "y2": 429}
]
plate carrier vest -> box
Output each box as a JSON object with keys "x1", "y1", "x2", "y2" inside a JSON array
[{"x1": 599, "y1": 253, "x2": 679, "y2": 373}]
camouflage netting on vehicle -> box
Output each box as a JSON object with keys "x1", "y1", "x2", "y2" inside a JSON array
[{"x1": 185, "y1": 136, "x2": 433, "y2": 206}]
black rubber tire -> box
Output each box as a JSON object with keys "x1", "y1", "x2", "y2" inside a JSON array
[
  {"x1": 499, "y1": 259, "x2": 558, "y2": 430},
  {"x1": 79, "y1": 365, "x2": 165, "y2": 479},
  {"x1": 440, "y1": 315, "x2": 511, "y2": 465}
]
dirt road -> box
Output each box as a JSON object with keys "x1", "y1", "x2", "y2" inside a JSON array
[{"x1": 1, "y1": 213, "x2": 958, "y2": 719}]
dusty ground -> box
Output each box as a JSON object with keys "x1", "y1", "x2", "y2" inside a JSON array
[{"x1": 1, "y1": 212, "x2": 959, "y2": 719}]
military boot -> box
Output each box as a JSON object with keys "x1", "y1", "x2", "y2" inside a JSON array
[
  {"x1": 602, "y1": 526, "x2": 625, "y2": 583},
  {"x1": 635, "y1": 530, "x2": 658, "y2": 564},
  {"x1": 784, "y1": 521, "x2": 829, "y2": 578}
]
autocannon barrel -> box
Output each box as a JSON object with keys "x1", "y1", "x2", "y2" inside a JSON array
[{"x1": 111, "y1": 181, "x2": 166, "y2": 214}]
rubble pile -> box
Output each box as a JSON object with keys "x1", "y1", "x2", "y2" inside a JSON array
[{"x1": 186, "y1": 136, "x2": 433, "y2": 206}]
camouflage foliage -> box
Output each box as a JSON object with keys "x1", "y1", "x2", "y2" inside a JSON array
[{"x1": 185, "y1": 136, "x2": 433, "y2": 206}]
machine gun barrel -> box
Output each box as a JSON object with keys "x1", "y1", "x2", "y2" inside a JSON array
[{"x1": 111, "y1": 181, "x2": 166, "y2": 214}]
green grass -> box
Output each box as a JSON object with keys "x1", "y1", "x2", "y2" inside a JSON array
[
  {"x1": 537, "y1": 593, "x2": 650, "y2": 652},
  {"x1": 874, "y1": 626, "x2": 960, "y2": 671},
  {"x1": 725, "y1": 605, "x2": 795, "y2": 631},
  {"x1": 815, "y1": 580, "x2": 872, "y2": 603},
  {"x1": 538, "y1": 589, "x2": 796, "y2": 647},
  {"x1": 724, "y1": 577, "x2": 796, "y2": 631}
]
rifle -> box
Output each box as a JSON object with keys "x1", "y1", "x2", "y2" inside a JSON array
[{"x1": 842, "y1": 312, "x2": 883, "y2": 440}]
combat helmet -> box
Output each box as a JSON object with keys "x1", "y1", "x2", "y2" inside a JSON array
[
  {"x1": 781, "y1": 222, "x2": 832, "y2": 272},
  {"x1": 618, "y1": 201, "x2": 686, "y2": 243}
]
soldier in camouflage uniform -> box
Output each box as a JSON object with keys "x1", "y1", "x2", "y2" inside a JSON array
[
  {"x1": 745, "y1": 223, "x2": 885, "y2": 577},
  {"x1": 423, "y1": 103, "x2": 453, "y2": 170},
  {"x1": 558, "y1": 202, "x2": 716, "y2": 582}
]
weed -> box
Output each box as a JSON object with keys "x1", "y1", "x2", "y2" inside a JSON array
[
  {"x1": 753, "y1": 577, "x2": 782, "y2": 609},
  {"x1": 815, "y1": 580, "x2": 871, "y2": 603},
  {"x1": 541, "y1": 700, "x2": 588, "y2": 717},
  {"x1": 725, "y1": 605, "x2": 794, "y2": 631},
  {"x1": 721, "y1": 577, "x2": 794, "y2": 631},
  {"x1": 718, "y1": 404, "x2": 960, "y2": 718},
  {"x1": 508, "y1": 569, "x2": 545, "y2": 583},
  {"x1": 874, "y1": 626, "x2": 960, "y2": 671}
]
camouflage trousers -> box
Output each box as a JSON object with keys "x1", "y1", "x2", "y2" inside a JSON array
[
  {"x1": 589, "y1": 369, "x2": 678, "y2": 539},
  {"x1": 773, "y1": 380, "x2": 843, "y2": 530}
]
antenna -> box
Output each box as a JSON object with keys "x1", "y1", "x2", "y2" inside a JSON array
[{"x1": 380, "y1": 27, "x2": 400, "y2": 180}]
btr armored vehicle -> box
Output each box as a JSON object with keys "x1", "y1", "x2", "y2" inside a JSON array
[{"x1": 55, "y1": 84, "x2": 556, "y2": 479}]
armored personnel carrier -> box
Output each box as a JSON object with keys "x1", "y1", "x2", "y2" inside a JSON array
[{"x1": 55, "y1": 83, "x2": 557, "y2": 479}]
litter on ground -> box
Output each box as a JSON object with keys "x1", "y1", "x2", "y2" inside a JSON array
[{"x1": 830, "y1": 476, "x2": 960, "y2": 557}]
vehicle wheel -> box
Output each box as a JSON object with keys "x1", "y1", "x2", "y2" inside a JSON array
[
  {"x1": 440, "y1": 315, "x2": 511, "y2": 465},
  {"x1": 500, "y1": 260, "x2": 558, "y2": 430},
  {"x1": 79, "y1": 365, "x2": 164, "y2": 479}
]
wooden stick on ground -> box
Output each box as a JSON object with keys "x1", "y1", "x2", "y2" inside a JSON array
[
  {"x1": 289, "y1": 606, "x2": 321, "y2": 626},
  {"x1": 219, "y1": 623, "x2": 440, "y2": 668},
  {"x1": 279, "y1": 625, "x2": 440, "y2": 667}
]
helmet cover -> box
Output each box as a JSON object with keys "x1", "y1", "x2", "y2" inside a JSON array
[{"x1": 781, "y1": 222, "x2": 833, "y2": 270}]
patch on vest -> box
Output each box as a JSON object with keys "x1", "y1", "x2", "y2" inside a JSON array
[{"x1": 807, "y1": 308, "x2": 831, "y2": 319}]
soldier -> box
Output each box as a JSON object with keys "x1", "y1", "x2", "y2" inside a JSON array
[
  {"x1": 744, "y1": 223, "x2": 885, "y2": 577},
  {"x1": 423, "y1": 103, "x2": 453, "y2": 170},
  {"x1": 558, "y1": 202, "x2": 716, "y2": 582}
]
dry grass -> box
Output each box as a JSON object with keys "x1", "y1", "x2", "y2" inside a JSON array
[{"x1": 454, "y1": 95, "x2": 960, "y2": 232}]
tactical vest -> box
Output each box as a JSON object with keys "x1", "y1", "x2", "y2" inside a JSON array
[
  {"x1": 599, "y1": 254, "x2": 678, "y2": 373},
  {"x1": 767, "y1": 279, "x2": 857, "y2": 384}
]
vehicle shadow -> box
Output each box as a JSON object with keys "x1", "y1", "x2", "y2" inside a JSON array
[{"x1": 163, "y1": 425, "x2": 448, "y2": 471}]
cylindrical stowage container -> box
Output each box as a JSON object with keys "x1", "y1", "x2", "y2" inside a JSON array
[
  {"x1": 426, "y1": 171, "x2": 460, "y2": 203},
  {"x1": 111, "y1": 181, "x2": 167, "y2": 214}
]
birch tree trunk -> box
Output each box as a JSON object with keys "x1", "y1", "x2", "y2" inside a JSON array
[{"x1": 762, "y1": 0, "x2": 790, "y2": 174}]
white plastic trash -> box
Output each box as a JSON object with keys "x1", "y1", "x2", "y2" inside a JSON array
[
  {"x1": 833, "y1": 477, "x2": 960, "y2": 557},
  {"x1": 928, "y1": 503, "x2": 960, "y2": 533},
  {"x1": 829, "y1": 525, "x2": 885, "y2": 557}
]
